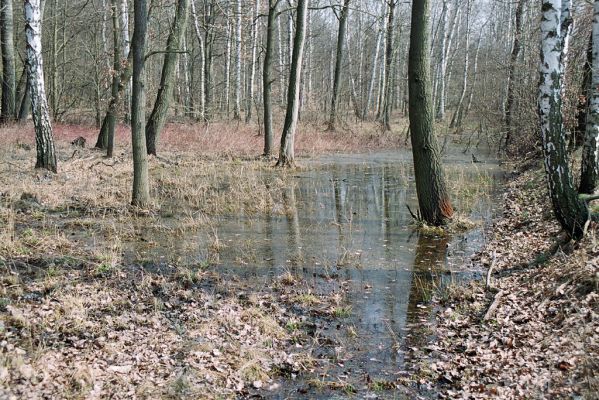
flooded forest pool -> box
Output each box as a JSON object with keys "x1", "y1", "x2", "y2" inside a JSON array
[{"x1": 109, "y1": 149, "x2": 503, "y2": 398}]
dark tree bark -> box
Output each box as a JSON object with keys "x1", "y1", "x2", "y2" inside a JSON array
[
  {"x1": 1, "y1": 0, "x2": 17, "y2": 122},
  {"x1": 504, "y1": 0, "x2": 524, "y2": 150},
  {"x1": 408, "y1": 0, "x2": 453, "y2": 225},
  {"x1": 263, "y1": 0, "x2": 279, "y2": 156},
  {"x1": 327, "y1": 0, "x2": 350, "y2": 131},
  {"x1": 276, "y1": 0, "x2": 309, "y2": 167},
  {"x1": 131, "y1": 0, "x2": 150, "y2": 206},
  {"x1": 579, "y1": 4, "x2": 599, "y2": 195},
  {"x1": 145, "y1": 0, "x2": 190, "y2": 155},
  {"x1": 381, "y1": 0, "x2": 396, "y2": 131},
  {"x1": 24, "y1": 0, "x2": 57, "y2": 172}
]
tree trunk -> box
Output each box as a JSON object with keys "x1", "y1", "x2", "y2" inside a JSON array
[
  {"x1": 328, "y1": 0, "x2": 350, "y2": 131},
  {"x1": 263, "y1": 0, "x2": 278, "y2": 156},
  {"x1": 233, "y1": 0, "x2": 242, "y2": 120},
  {"x1": 24, "y1": 0, "x2": 57, "y2": 172},
  {"x1": 145, "y1": 0, "x2": 190, "y2": 155},
  {"x1": 106, "y1": 0, "x2": 121, "y2": 157},
  {"x1": 408, "y1": 0, "x2": 453, "y2": 226},
  {"x1": 204, "y1": 1, "x2": 215, "y2": 121},
  {"x1": 131, "y1": 0, "x2": 150, "y2": 206},
  {"x1": 449, "y1": 0, "x2": 470, "y2": 129},
  {"x1": 190, "y1": 0, "x2": 206, "y2": 121},
  {"x1": 276, "y1": 0, "x2": 308, "y2": 168},
  {"x1": 579, "y1": 2, "x2": 599, "y2": 195},
  {"x1": 381, "y1": 0, "x2": 396, "y2": 131},
  {"x1": 246, "y1": 0, "x2": 260, "y2": 123},
  {"x1": 435, "y1": 0, "x2": 449, "y2": 121},
  {"x1": 1, "y1": 0, "x2": 17, "y2": 122},
  {"x1": 538, "y1": 0, "x2": 588, "y2": 239},
  {"x1": 504, "y1": 0, "x2": 524, "y2": 150},
  {"x1": 363, "y1": 29, "x2": 382, "y2": 119}
]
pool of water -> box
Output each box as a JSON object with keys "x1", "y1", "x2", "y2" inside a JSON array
[{"x1": 114, "y1": 149, "x2": 503, "y2": 398}]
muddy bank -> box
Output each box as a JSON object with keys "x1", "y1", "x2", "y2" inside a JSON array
[{"x1": 409, "y1": 164, "x2": 598, "y2": 399}]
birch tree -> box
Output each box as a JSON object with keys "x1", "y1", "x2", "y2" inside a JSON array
[
  {"x1": 538, "y1": 0, "x2": 588, "y2": 239},
  {"x1": 579, "y1": 1, "x2": 599, "y2": 195},
  {"x1": 408, "y1": 0, "x2": 453, "y2": 225},
  {"x1": 246, "y1": 0, "x2": 260, "y2": 123},
  {"x1": 1, "y1": 0, "x2": 16, "y2": 122},
  {"x1": 233, "y1": 0, "x2": 242, "y2": 120},
  {"x1": 276, "y1": 0, "x2": 308, "y2": 167},
  {"x1": 24, "y1": 0, "x2": 57, "y2": 173},
  {"x1": 190, "y1": 0, "x2": 206, "y2": 120}
]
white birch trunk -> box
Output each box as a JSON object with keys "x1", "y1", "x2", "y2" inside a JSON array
[
  {"x1": 24, "y1": 0, "x2": 57, "y2": 172},
  {"x1": 233, "y1": 0, "x2": 242, "y2": 119},
  {"x1": 190, "y1": 0, "x2": 205, "y2": 120}
]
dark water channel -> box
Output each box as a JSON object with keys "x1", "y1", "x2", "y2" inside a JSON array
[{"x1": 127, "y1": 150, "x2": 503, "y2": 398}]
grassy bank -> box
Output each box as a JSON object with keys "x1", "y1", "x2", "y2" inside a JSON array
[{"x1": 409, "y1": 164, "x2": 598, "y2": 398}]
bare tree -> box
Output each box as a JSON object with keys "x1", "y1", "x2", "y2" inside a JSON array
[
  {"x1": 145, "y1": 0, "x2": 191, "y2": 155},
  {"x1": 408, "y1": 0, "x2": 453, "y2": 225},
  {"x1": 276, "y1": 0, "x2": 309, "y2": 167},
  {"x1": 24, "y1": 0, "x2": 57, "y2": 172},
  {"x1": 538, "y1": 0, "x2": 588, "y2": 239},
  {"x1": 131, "y1": 0, "x2": 150, "y2": 206},
  {"x1": 1, "y1": 0, "x2": 16, "y2": 122},
  {"x1": 328, "y1": 0, "x2": 351, "y2": 131},
  {"x1": 263, "y1": 0, "x2": 280, "y2": 156}
]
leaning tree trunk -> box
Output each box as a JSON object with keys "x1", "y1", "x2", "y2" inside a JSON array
[
  {"x1": 504, "y1": 0, "x2": 524, "y2": 150},
  {"x1": 24, "y1": 0, "x2": 57, "y2": 173},
  {"x1": 263, "y1": 0, "x2": 278, "y2": 156},
  {"x1": 327, "y1": 0, "x2": 350, "y2": 131},
  {"x1": 145, "y1": 0, "x2": 190, "y2": 156},
  {"x1": 131, "y1": 0, "x2": 150, "y2": 206},
  {"x1": 1, "y1": 0, "x2": 17, "y2": 122},
  {"x1": 276, "y1": 0, "x2": 308, "y2": 167},
  {"x1": 408, "y1": 0, "x2": 453, "y2": 226},
  {"x1": 538, "y1": 0, "x2": 588, "y2": 239},
  {"x1": 579, "y1": 1, "x2": 599, "y2": 195}
]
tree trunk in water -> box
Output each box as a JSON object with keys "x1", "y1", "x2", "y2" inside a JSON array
[
  {"x1": 246, "y1": 0, "x2": 260, "y2": 123},
  {"x1": 131, "y1": 0, "x2": 150, "y2": 206},
  {"x1": 145, "y1": 0, "x2": 190, "y2": 155},
  {"x1": 381, "y1": 0, "x2": 396, "y2": 131},
  {"x1": 504, "y1": 0, "x2": 524, "y2": 150},
  {"x1": 538, "y1": 0, "x2": 588, "y2": 239},
  {"x1": 579, "y1": 2, "x2": 599, "y2": 195},
  {"x1": 1, "y1": 0, "x2": 17, "y2": 122},
  {"x1": 276, "y1": 0, "x2": 308, "y2": 168},
  {"x1": 328, "y1": 0, "x2": 350, "y2": 131},
  {"x1": 263, "y1": 0, "x2": 278, "y2": 156},
  {"x1": 24, "y1": 0, "x2": 57, "y2": 172},
  {"x1": 408, "y1": 0, "x2": 453, "y2": 226}
]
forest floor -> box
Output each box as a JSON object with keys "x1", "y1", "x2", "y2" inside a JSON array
[
  {"x1": 1, "y1": 121, "x2": 596, "y2": 399},
  {"x1": 408, "y1": 162, "x2": 599, "y2": 399},
  {"x1": 0, "y1": 121, "x2": 416, "y2": 399}
]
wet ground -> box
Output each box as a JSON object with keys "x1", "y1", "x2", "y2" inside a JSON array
[{"x1": 101, "y1": 149, "x2": 504, "y2": 398}]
